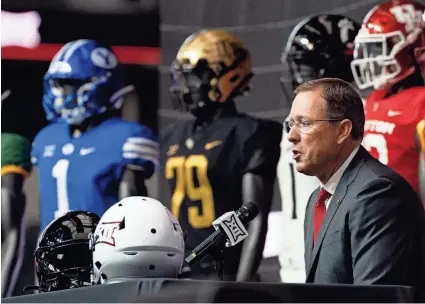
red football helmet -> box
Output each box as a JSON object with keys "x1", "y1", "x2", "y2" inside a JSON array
[{"x1": 351, "y1": 0, "x2": 425, "y2": 90}]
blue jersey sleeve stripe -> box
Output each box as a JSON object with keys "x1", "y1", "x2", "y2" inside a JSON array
[
  {"x1": 122, "y1": 142, "x2": 158, "y2": 157},
  {"x1": 125, "y1": 137, "x2": 159, "y2": 148},
  {"x1": 122, "y1": 152, "x2": 158, "y2": 165}
]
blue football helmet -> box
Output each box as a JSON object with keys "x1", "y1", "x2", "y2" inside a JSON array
[{"x1": 43, "y1": 39, "x2": 126, "y2": 125}]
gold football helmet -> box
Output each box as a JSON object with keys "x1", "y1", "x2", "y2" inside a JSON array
[{"x1": 169, "y1": 30, "x2": 253, "y2": 113}]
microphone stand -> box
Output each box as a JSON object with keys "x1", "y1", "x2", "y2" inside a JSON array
[
  {"x1": 185, "y1": 202, "x2": 259, "y2": 281},
  {"x1": 210, "y1": 247, "x2": 225, "y2": 281}
]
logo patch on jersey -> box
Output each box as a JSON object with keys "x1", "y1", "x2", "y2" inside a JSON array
[
  {"x1": 42, "y1": 145, "x2": 56, "y2": 157},
  {"x1": 94, "y1": 220, "x2": 123, "y2": 247},
  {"x1": 167, "y1": 145, "x2": 179, "y2": 156},
  {"x1": 80, "y1": 147, "x2": 96, "y2": 156},
  {"x1": 205, "y1": 140, "x2": 223, "y2": 150},
  {"x1": 90, "y1": 48, "x2": 118, "y2": 69},
  {"x1": 1, "y1": 89, "x2": 11, "y2": 102},
  {"x1": 62, "y1": 143, "x2": 75, "y2": 155},
  {"x1": 388, "y1": 110, "x2": 403, "y2": 117},
  {"x1": 373, "y1": 103, "x2": 379, "y2": 112},
  {"x1": 185, "y1": 138, "x2": 194, "y2": 150}
]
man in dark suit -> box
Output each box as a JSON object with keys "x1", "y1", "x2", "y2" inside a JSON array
[{"x1": 284, "y1": 78, "x2": 425, "y2": 301}]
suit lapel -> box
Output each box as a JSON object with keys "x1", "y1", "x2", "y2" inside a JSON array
[
  {"x1": 306, "y1": 176, "x2": 348, "y2": 279},
  {"x1": 305, "y1": 189, "x2": 319, "y2": 271},
  {"x1": 306, "y1": 146, "x2": 368, "y2": 281}
]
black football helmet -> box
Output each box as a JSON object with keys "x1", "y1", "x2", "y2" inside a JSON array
[
  {"x1": 32, "y1": 211, "x2": 100, "y2": 293},
  {"x1": 281, "y1": 14, "x2": 361, "y2": 99}
]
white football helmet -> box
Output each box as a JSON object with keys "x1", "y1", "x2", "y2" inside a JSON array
[{"x1": 89, "y1": 196, "x2": 185, "y2": 284}]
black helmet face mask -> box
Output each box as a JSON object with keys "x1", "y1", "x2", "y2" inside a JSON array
[
  {"x1": 35, "y1": 241, "x2": 93, "y2": 292},
  {"x1": 169, "y1": 59, "x2": 219, "y2": 114},
  {"x1": 30, "y1": 211, "x2": 99, "y2": 293}
]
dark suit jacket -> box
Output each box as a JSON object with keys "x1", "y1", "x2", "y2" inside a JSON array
[{"x1": 304, "y1": 146, "x2": 425, "y2": 301}]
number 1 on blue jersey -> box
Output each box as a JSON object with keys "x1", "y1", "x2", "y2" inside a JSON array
[{"x1": 52, "y1": 159, "x2": 70, "y2": 218}]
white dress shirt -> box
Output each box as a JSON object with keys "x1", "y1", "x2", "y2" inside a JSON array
[{"x1": 320, "y1": 145, "x2": 360, "y2": 210}]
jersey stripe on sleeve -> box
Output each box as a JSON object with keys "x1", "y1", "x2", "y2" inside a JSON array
[{"x1": 122, "y1": 137, "x2": 159, "y2": 166}]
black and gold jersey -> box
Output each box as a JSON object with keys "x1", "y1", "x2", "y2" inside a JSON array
[{"x1": 161, "y1": 111, "x2": 282, "y2": 269}]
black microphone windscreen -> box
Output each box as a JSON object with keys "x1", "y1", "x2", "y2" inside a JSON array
[{"x1": 239, "y1": 202, "x2": 259, "y2": 223}]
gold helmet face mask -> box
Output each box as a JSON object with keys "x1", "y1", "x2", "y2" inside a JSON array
[{"x1": 169, "y1": 30, "x2": 253, "y2": 113}]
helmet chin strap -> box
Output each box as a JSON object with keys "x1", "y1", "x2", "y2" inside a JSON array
[
  {"x1": 190, "y1": 102, "x2": 222, "y2": 120},
  {"x1": 70, "y1": 110, "x2": 119, "y2": 137},
  {"x1": 191, "y1": 101, "x2": 237, "y2": 132},
  {"x1": 385, "y1": 64, "x2": 424, "y2": 97}
]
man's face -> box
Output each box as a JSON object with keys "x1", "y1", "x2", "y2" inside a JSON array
[{"x1": 287, "y1": 89, "x2": 341, "y2": 176}]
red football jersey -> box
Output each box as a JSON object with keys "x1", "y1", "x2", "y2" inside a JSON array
[{"x1": 363, "y1": 87, "x2": 425, "y2": 193}]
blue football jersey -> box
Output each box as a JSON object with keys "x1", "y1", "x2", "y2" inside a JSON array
[{"x1": 31, "y1": 117, "x2": 158, "y2": 231}]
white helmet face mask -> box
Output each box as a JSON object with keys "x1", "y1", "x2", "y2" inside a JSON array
[
  {"x1": 90, "y1": 196, "x2": 185, "y2": 284},
  {"x1": 350, "y1": 30, "x2": 406, "y2": 90}
]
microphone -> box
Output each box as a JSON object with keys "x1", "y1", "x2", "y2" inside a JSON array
[{"x1": 185, "y1": 202, "x2": 259, "y2": 266}]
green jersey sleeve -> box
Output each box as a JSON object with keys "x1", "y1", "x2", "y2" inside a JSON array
[{"x1": 1, "y1": 132, "x2": 32, "y2": 177}]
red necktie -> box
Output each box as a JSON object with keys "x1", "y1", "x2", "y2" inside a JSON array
[{"x1": 313, "y1": 188, "x2": 331, "y2": 243}]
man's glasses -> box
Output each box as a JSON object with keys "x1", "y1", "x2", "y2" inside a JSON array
[{"x1": 283, "y1": 119, "x2": 343, "y2": 134}]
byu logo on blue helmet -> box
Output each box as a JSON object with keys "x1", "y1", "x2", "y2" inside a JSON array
[{"x1": 90, "y1": 48, "x2": 118, "y2": 69}]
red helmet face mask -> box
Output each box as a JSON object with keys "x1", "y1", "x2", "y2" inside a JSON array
[{"x1": 351, "y1": 0, "x2": 425, "y2": 90}]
